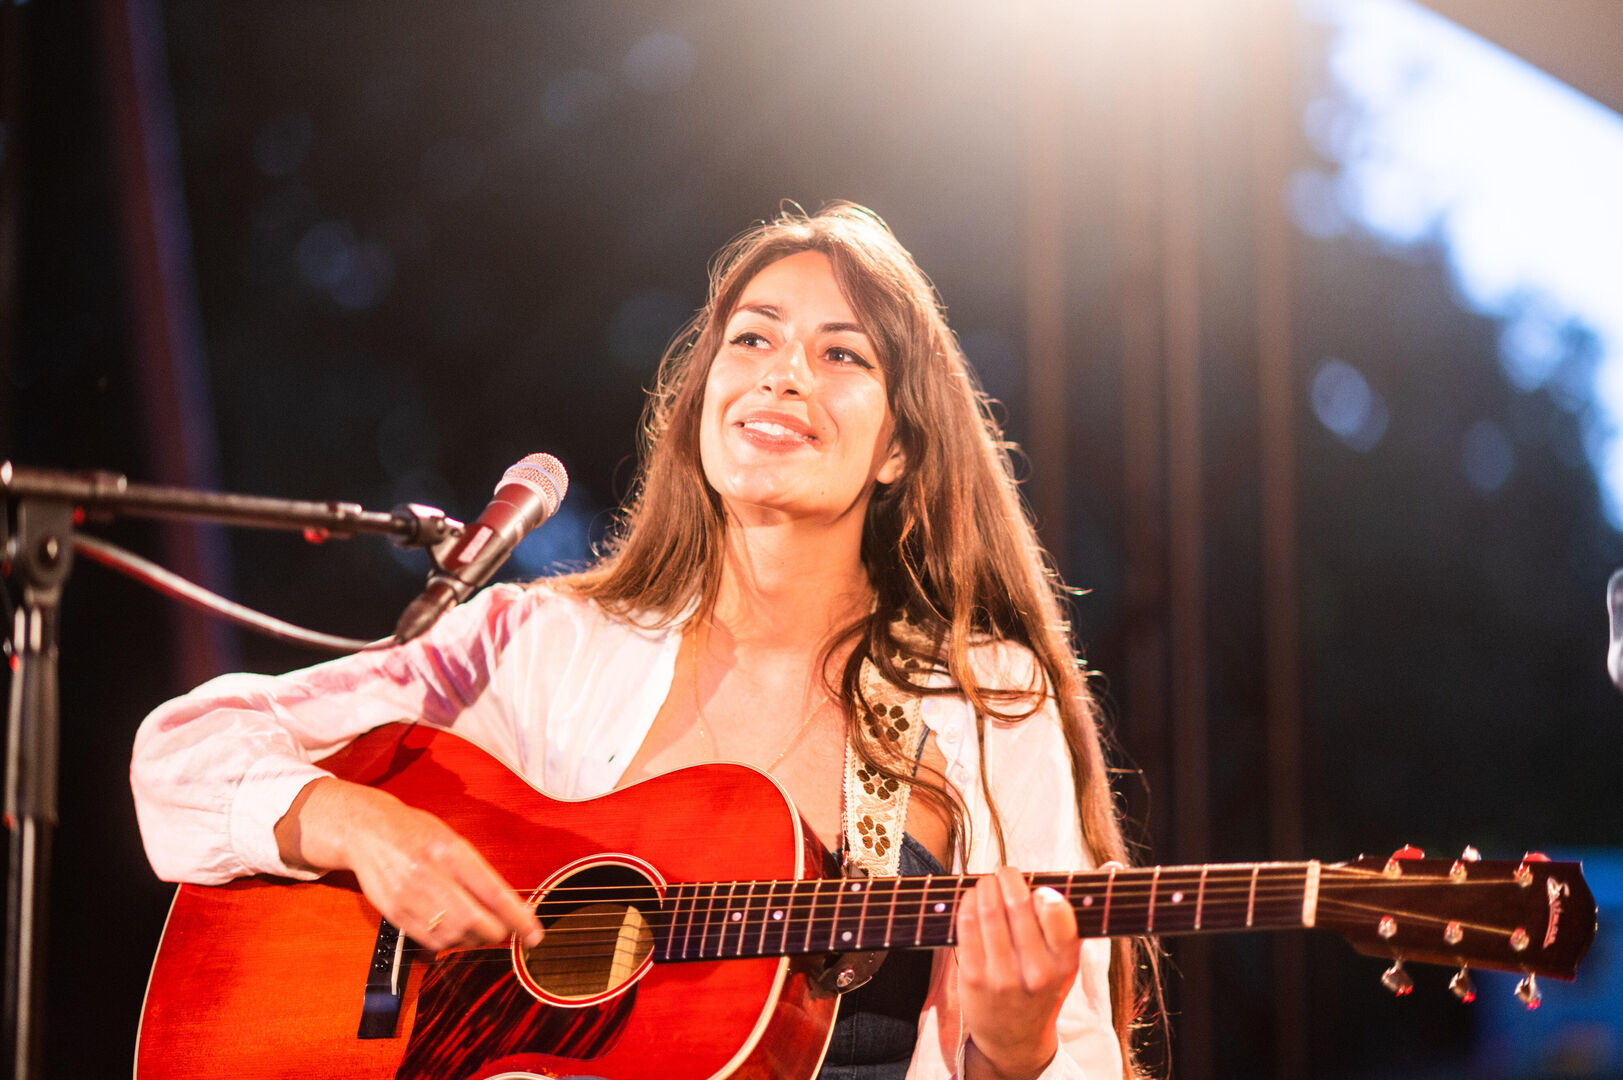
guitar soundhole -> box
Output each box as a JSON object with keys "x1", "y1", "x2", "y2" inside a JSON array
[{"x1": 517, "y1": 862, "x2": 661, "y2": 1005}]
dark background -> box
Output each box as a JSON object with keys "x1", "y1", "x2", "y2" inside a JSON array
[{"x1": 4, "y1": 2, "x2": 1621, "y2": 1077}]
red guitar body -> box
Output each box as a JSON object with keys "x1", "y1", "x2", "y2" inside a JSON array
[{"x1": 135, "y1": 723, "x2": 839, "y2": 1080}]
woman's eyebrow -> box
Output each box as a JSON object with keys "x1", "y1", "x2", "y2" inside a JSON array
[
  {"x1": 730, "y1": 303, "x2": 869, "y2": 339},
  {"x1": 819, "y1": 320, "x2": 869, "y2": 337}
]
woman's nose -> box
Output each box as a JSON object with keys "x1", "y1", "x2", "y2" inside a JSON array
[{"x1": 760, "y1": 340, "x2": 809, "y2": 394}]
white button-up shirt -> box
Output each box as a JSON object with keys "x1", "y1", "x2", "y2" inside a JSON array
[{"x1": 130, "y1": 582, "x2": 1120, "y2": 1079}]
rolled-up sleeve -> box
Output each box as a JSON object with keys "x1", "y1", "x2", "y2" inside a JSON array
[
  {"x1": 130, "y1": 583, "x2": 529, "y2": 883},
  {"x1": 907, "y1": 642, "x2": 1122, "y2": 1079}
]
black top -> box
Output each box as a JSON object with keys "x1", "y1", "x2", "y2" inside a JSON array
[{"x1": 817, "y1": 834, "x2": 947, "y2": 1080}]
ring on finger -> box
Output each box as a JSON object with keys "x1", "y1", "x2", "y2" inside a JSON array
[{"x1": 427, "y1": 909, "x2": 448, "y2": 933}]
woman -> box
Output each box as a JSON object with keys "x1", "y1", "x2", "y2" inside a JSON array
[{"x1": 133, "y1": 204, "x2": 1144, "y2": 1079}]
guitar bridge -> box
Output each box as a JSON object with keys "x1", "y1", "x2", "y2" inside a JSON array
[{"x1": 358, "y1": 918, "x2": 413, "y2": 1039}]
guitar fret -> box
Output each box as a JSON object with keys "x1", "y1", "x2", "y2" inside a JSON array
[
  {"x1": 681, "y1": 883, "x2": 698, "y2": 959},
  {"x1": 854, "y1": 879, "x2": 873, "y2": 950},
  {"x1": 781, "y1": 881, "x2": 795, "y2": 955},
  {"x1": 882, "y1": 878, "x2": 899, "y2": 948},
  {"x1": 914, "y1": 876, "x2": 958, "y2": 946},
  {"x1": 828, "y1": 879, "x2": 848, "y2": 951},
  {"x1": 1102, "y1": 866, "x2": 1118, "y2": 935},
  {"x1": 1246, "y1": 866, "x2": 1259, "y2": 929},
  {"x1": 1303, "y1": 861, "x2": 1320, "y2": 928},
  {"x1": 733, "y1": 881, "x2": 756, "y2": 957},
  {"x1": 1146, "y1": 866, "x2": 1161, "y2": 933},
  {"x1": 802, "y1": 879, "x2": 822, "y2": 954},
  {"x1": 1195, "y1": 865, "x2": 1208, "y2": 931},
  {"x1": 759, "y1": 880, "x2": 787, "y2": 957},
  {"x1": 913, "y1": 875, "x2": 931, "y2": 945},
  {"x1": 717, "y1": 880, "x2": 733, "y2": 956},
  {"x1": 712, "y1": 882, "x2": 732, "y2": 958},
  {"x1": 714, "y1": 883, "x2": 733, "y2": 954},
  {"x1": 755, "y1": 881, "x2": 771, "y2": 956},
  {"x1": 705, "y1": 882, "x2": 723, "y2": 958}
]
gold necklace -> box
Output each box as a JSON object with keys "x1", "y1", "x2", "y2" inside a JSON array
[{"x1": 690, "y1": 625, "x2": 830, "y2": 773}]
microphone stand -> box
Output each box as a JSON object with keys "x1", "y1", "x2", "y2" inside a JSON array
[{"x1": 0, "y1": 462, "x2": 459, "y2": 1080}]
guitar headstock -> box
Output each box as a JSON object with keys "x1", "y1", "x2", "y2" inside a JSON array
[{"x1": 1316, "y1": 848, "x2": 1595, "y2": 1004}]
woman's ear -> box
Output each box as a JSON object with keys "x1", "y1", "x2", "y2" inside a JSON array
[{"x1": 876, "y1": 440, "x2": 907, "y2": 485}]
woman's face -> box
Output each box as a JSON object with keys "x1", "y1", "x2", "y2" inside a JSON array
[{"x1": 699, "y1": 250, "x2": 905, "y2": 527}]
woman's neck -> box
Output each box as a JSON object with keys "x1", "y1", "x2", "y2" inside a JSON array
[{"x1": 710, "y1": 517, "x2": 871, "y2": 655}]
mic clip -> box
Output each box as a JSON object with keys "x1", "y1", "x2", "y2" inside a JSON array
[{"x1": 387, "y1": 502, "x2": 466, "y2": 559}]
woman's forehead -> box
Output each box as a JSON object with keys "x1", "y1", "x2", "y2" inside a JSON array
[{"x1": 727, "y1": 250, "x2": 868, "y2": 331}]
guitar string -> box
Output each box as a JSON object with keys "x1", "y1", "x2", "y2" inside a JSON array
[
  {"x1": 420, "y1": 904, "x2": 1540, "y2": 982},
  {"x1": 493, "y1": 869, "x2": 1535, "y2": 902},
  {"x1": 421, "y1": 903, "x2": 1538, "y2": 976},
  {"x1": 412, "y1": 896, "x2": 1525, "y2": 969},
  {"x1": 511, "y1": 893, "x2": 1512, "y2": 941},
  {"x1": 444, "y1": 875, "x2": 1548, "y2": 946},
  {"x1": 386, "y1": 869, "x2": 1553, "y2": 963},
  {"x1": 502, "y1": 863, "x2": 1546, "y2": 898}
]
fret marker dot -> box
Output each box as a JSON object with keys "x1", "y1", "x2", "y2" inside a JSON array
[
  {"x1": 1082, "y1": 896, "x2": 1094, "y2": 907},
  {"x1": 934, "y1": 902, "x2": 946, "y2": 913},
  {"x1": 850, "y1": 883, "x2": 862, "y2": 892},
  {"x1": 772, "y1": 910, "x2": 783, "y2": 920},
  {"x1": 731, "y1": 911, "x2": 742, "y2": 922},
  {"x1": 1171, "y1": 891, "x2": 1184, "y2": 904},
  {"x1": 841, "y1": 931, "x2": 853, "y2": 942}
]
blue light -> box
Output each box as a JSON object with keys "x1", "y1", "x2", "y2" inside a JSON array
[
  {"x1": 1307, "y1": 0, "x2": 1623, "y2": 523},
  {"x1": 1461, "y1": 419, "x2": 1515, "y2": 493},
  {"x1": 1311, "y1": 357, "x2": 1388, "y2": 452}
]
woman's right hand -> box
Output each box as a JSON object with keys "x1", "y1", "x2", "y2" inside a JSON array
[{"x1": 275, "y1": 776, "x2": 543, "y2": 952}]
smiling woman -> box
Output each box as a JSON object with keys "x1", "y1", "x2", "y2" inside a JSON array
[
  {"x1": 131, "y1": 204, "x2": 1146, "y2": 1080},
  {"x1": 701, "y1": 250, "x2": 906, "y2": 529}
]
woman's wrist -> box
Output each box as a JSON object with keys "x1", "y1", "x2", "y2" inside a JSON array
[
  {"x1": 961, "y1": 1033, "x2": 1060, "y2": 1080},
  {"x1": 274, "y1": 775, "x2": 382, "y2": 872}
]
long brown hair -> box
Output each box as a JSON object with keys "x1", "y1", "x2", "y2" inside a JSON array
[{"x1": 562, "y1": 203, "x2": 1146, "y2": 1073}]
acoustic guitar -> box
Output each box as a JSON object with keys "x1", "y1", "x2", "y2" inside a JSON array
[{"x1": 135, "y1": 722, "x2": 1595, "y2": 1080}]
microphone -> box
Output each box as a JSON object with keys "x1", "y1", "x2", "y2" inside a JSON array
[{"x1": 393, "y1": 453, "x2": 568, "y2": 643}]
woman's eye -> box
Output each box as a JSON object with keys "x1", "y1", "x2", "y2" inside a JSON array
[
  {"x1": 729, "y1": 331, "x2": 769, "y2": 348},
  {"x1": 827, "y1": 347, "x2": 873, "y2": 368}
]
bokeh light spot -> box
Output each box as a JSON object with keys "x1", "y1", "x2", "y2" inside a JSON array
[
  {"x1": 1461, "y1": 419, "x2": 1516, "y2": 493},
  {"x1": 1311, "y1": 356, "x2": 1389, "y2": 452},
  {"x1": 508, "y1": 500, "x2": 593, "y2": 578},
  {"x1": 297, "y1": 220, "x2": 358, "y2": 290}
]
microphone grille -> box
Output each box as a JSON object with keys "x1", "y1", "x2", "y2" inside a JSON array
[{"x1": 500, "y1": 452, "x2": 569, "y2": 511}]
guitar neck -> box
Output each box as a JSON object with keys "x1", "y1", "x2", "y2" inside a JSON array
[{"x1": 654, "y1": 862, "x2": 1319, "y2": 962}]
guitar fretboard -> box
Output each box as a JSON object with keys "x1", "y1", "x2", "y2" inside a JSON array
[{"x1": 651, "y1": 862, "x2": 1321, "y2": 962}]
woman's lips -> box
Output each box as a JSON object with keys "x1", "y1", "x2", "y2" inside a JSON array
[{"x1": 735, "y1": 412, "x2": 816, "y2": 448}]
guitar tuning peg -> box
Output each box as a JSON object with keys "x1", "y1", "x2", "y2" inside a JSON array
[
  {"x1": 1381, "y1": 960, "x2": 1414, "y2": 997},
  {"x1": 1515, "y1": 974, "x2": 1541, "y2": 1010},
  {"x1": 1449, "y1": 966, "x2": 1476, "y2": 1003},
  {"x1": 1515, "y1": 852, "x2": 1550, "y2": 887},
  {"x1": 1459, "y1": 845, "x2": 1481, "y2": 862},
  {"x1": 1384, "y1": 845, "x2": 1425, "y2": 877}
]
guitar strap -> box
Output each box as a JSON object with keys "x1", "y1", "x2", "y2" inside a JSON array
[
  {"x1": 841, "y1": 645, "x2": 932, "y2": 878},
  {"x1": 816, "y1": 644, "x2": 933, "y2": 995}
]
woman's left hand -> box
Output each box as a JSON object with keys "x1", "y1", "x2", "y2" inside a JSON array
[{"x1": 954, "y1": 865, "x2": 1081, "y2": 1080}]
